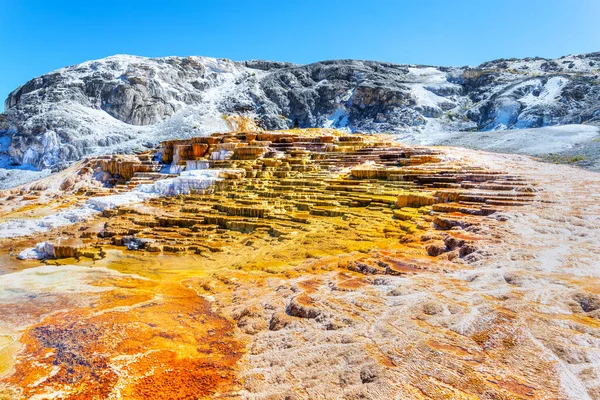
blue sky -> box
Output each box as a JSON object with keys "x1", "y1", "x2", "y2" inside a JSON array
[{"x1": 1, "y1": 0, "x2": 599, "y2": 110}]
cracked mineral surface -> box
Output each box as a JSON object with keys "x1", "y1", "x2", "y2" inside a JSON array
[{"x1": 1, "y1": 128, "x2": 599, "y2": 399}]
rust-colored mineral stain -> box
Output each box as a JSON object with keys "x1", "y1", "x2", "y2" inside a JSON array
[
  {"x1": 1, "y1": 282, "x2": 243, "y2": 399},
  {"x1": 426, "y1": 340, "x2": 472, "y2": 357},
  {"x1": 297, "y1": 277, "x2": 323, "y2": 293},
  {"x1": 334, "y1": 272, "x2": 367, "y2": 291},
  {"x1": 498, "y1": 377, "x2": 537, "y2": 398}
]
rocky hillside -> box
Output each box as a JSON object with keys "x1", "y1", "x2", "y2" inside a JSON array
[{"x1": 2, "y1": 53, "x2": 600, "y2": 169}]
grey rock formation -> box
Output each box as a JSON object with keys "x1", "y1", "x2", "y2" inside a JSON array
[{"x1": 2, "y1": 53, "x2": 600, "y2": 170}]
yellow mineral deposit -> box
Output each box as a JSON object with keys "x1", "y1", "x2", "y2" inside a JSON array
[{"x1": 0, "y1": 129, "x2": 599, "y2": 399}]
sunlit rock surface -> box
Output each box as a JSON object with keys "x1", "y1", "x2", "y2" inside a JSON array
[
  {"x1": 2, "y1": 53, "x2": 600, "y2": 171},
  {"x1": 0, "y1": 129, "x2": 599, "y2": 399}
]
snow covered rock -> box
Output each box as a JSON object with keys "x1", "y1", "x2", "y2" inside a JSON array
[
  {"x1": 17, "y1": 241, "x2": 54, "y2": 260},
  {"x1": 1, "y1": 52, "x2": 600, "y2": 171}
]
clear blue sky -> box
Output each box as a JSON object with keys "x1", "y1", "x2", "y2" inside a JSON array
[{"x1": 1, "y1": 0, "x2": 599, "y2": 110}]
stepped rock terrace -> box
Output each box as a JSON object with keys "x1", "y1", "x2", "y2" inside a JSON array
[
  {"x1": 1, "y1": 129, "x2": 600, "y2": 399},
  {"x1": 7, "y1": 129, "x2": 535, "y2": 264}
]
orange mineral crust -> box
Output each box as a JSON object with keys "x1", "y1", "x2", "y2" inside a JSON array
[
  {"x1": 1, "y1": 129, "x2": 600, "y2": 399},
  {"x1": 1, "y1": 277, "x2": 243, "y2": 399}
]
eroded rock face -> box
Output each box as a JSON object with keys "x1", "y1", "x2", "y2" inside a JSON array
[
  {"x1": 1, "y1": 129, "x2": 600, "y2": 399},
  {"x1": 2, "y1": 53, "x2": 600, "y2": 170}
]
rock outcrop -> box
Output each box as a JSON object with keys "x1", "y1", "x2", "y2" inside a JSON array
[
  {"x1": 2, "y1": 53, "x2": 600, "y2": 170},
  {"x1": 3, "y1": 128, "x2": 535, "y2": 268}
]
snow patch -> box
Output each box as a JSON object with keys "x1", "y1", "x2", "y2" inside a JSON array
[
  {"x1": 406, "y1": 67, "x2": 448, "y2": 84},
  {"x1": 401, "y1": 124, "x2": 600, "y2": 155},
  {"x1": 0, "y1": 207, "x2": 98, "y2": 239},
  {"x1": 324, "y1": 108, "x2": 350, "y2": 129},
  {"x1": 0, "y1": 168, "x2": 240, "y2": 238},
  {"x1": 136, "y1": 168, "x2": 242, "y2": 196},
  {"x1": 17, "y1": 241, "x2": 55, "y2": 260},
  {"x1": 0, "y1": 135, "x2": 52, "y2": 189},
  {"x1": 520, "y1": 77, "x2": 567, "y2": 107}
]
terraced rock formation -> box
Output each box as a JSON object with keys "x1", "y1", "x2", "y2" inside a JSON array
[{"x1": 0, "y1": 129, "x2": 599, "y2": 399}]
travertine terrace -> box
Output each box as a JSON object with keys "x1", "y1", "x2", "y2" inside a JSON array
[{"x1": 1, "y1": 129, "x2": 600, "y2": 399}]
